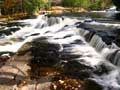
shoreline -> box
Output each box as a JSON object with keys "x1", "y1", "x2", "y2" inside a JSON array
[{"x1": 0, "y1": 6, "x2": 88, "y2": 22}]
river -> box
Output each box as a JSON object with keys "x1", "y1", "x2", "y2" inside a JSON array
[{"x1": 0, "y1": 11, "x2": 120, "y2": 90}]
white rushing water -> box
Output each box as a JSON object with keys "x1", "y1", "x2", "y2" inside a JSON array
[
  {"x1": 91, "y1": 6, "x2": 120, "y2": 17},
  {"x1": 0, "y1": 14, "x2": 120, "y2": 89}
]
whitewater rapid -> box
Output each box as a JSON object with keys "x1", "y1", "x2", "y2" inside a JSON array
[{"x1": 0, "y1": 14, "x2": 120, "y2": 89}]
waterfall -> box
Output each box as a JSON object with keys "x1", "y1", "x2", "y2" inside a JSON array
[
  {"x1": 77, "y1": 21, "x2": 120, "y2": 68},
  {"x1": 0, "y1": 15, "x2": 64, "y2": 52},
  {"x1": 112, "y1": 50, "x2": 120, "y2": 66},
  {"x1": 79, "y1": 28, "x2": 90, "y2": 37},
  {"x1": 89, "y1": 35, "x2": 107, "y2": 51},
  {"x1": 105, "y1": 49, "x2": 120, "y2": 66},
  {"x1": 88, "y1": 33, "x2": 120, "y2": 67},
  {"x1": 0, "y1": 14, "x2": 120, "y2": 89},
  {"x1": 79, "y1": 29, "x2": 108, "y2": 52}
]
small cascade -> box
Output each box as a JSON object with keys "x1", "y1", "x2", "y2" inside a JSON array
[
  {"x1": 79, "y1": 29, "x2": 109, "y2": 52},
  {"x1": 76, "y1": 20, "x2": 120, "y2": 68},
  {"x1": 0, "y1": 15, "x2": 64, "y2": 52},
  {"x1": 84, "y1": 31, "x2": 96, "y2": 42},
  {"x1": 78, "y1": 27, "x2": 120, "y2": 67},
  {"x1": 79, "y1": 28, "x2": 90, "y2": 37},
  {"x1": 86, "y1": 31, "x2": 120, "y2": 67},
  {"x1": 105, "y1": 49, "x2": 120, "y2": 66},
  {"x1": 111, "y1": 50, "x2": 120, "y2": 66},
  {"x1": 89, "y1": 35, "x2": 107, "y2": 51},
  {"x1": 114, "y1": 50, "x2": 120, "y2": 66}
]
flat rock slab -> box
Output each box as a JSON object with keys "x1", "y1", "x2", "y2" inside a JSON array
[
  {"x1": 0, "y1": 53, "x2": 52, "y2": 90},
  {"x1": 0, "y1": 61, "x2": 27, "y2": 88},
  {"x1": 16, "y1": 82, "x2": 51, "y2": 90},
  {"x1": 0, "y1": 50, "x2": 31, "y2": 89}
]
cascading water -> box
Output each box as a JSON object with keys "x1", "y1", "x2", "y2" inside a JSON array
[
  {"x1": 0, "y1": 14, "x2": 120, "y2": 89},
  {"x1": 76, "y1": 19, "x2": 120, "y2": 68}
]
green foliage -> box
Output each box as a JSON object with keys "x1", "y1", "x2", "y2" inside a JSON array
[
  {"x1": 62, "y1": 0, "x2": 112, "y2": 10},
  {"x1": 0, "y1": 0, "x2": 113, "y2": 16},
  {"x1": 62, "y1": 0, "x2": 91, "y2": 9},
  {"x1": 62, "y1": 0, "x2": 81, "y2": 7},
  {"x1": 23, "y1": 0, "x2": 45, "y2": 15},
  {"x1": 89, "y1": 0, "x2": 104, "y2": 10},
  {"x1": 80, "y1": 0, "x2": 90, "y2": 8},
  {"x1": 0, "y1": 0, "x2": 49, "y2": 16}
]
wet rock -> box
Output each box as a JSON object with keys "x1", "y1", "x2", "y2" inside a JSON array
[
  {"x1": 93, "y1": 62, "x2": 116, "y2": 75},
  {"x1": 0, "y1": 56, "x2": 10, "y2": 68},
  {"x1": 20, "y1": 82, "x2": 51, "y2": 90},
  {"x1": 0, "y1": 42, "x2": 32, "y2": 89},
  {"x1": 97, "y1": 31, "x2": 116, "y2": 45},
  {"x1": 0, "y1": 52, "x2": 14, "y2": 56},
  {"x1": 6, "y1": 22, "x2": 25, "y2": 27},
  {"x1": 84, "y1": 31, "x2": 96, "y2": 42},
  {"x1": 84, "y1": 79, "x2": 103, "y2": 90},
  {"x1": 114, "y1": 38, "x2": 120, "y2": 46},
  {"x1": 28, "y1": 38, "x2": 62, "y2": 79},
  {"x1": 30, "y1": 38, "x2": 61, "y2": 67},
  {"x1": 0, "y1": 27, "x2": 20, "y2": 36},
  {"x1": 17, "y1": 42, "x2": 32, "y2": 56}
]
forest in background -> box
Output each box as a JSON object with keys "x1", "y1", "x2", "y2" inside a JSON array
[{"x1": 0, "y1": 0, "x2": 113, "y2": 18}]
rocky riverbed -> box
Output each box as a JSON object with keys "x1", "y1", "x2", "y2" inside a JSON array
[{"x1": 0, "y1": 14, "x2": 120, "y2": 90}]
